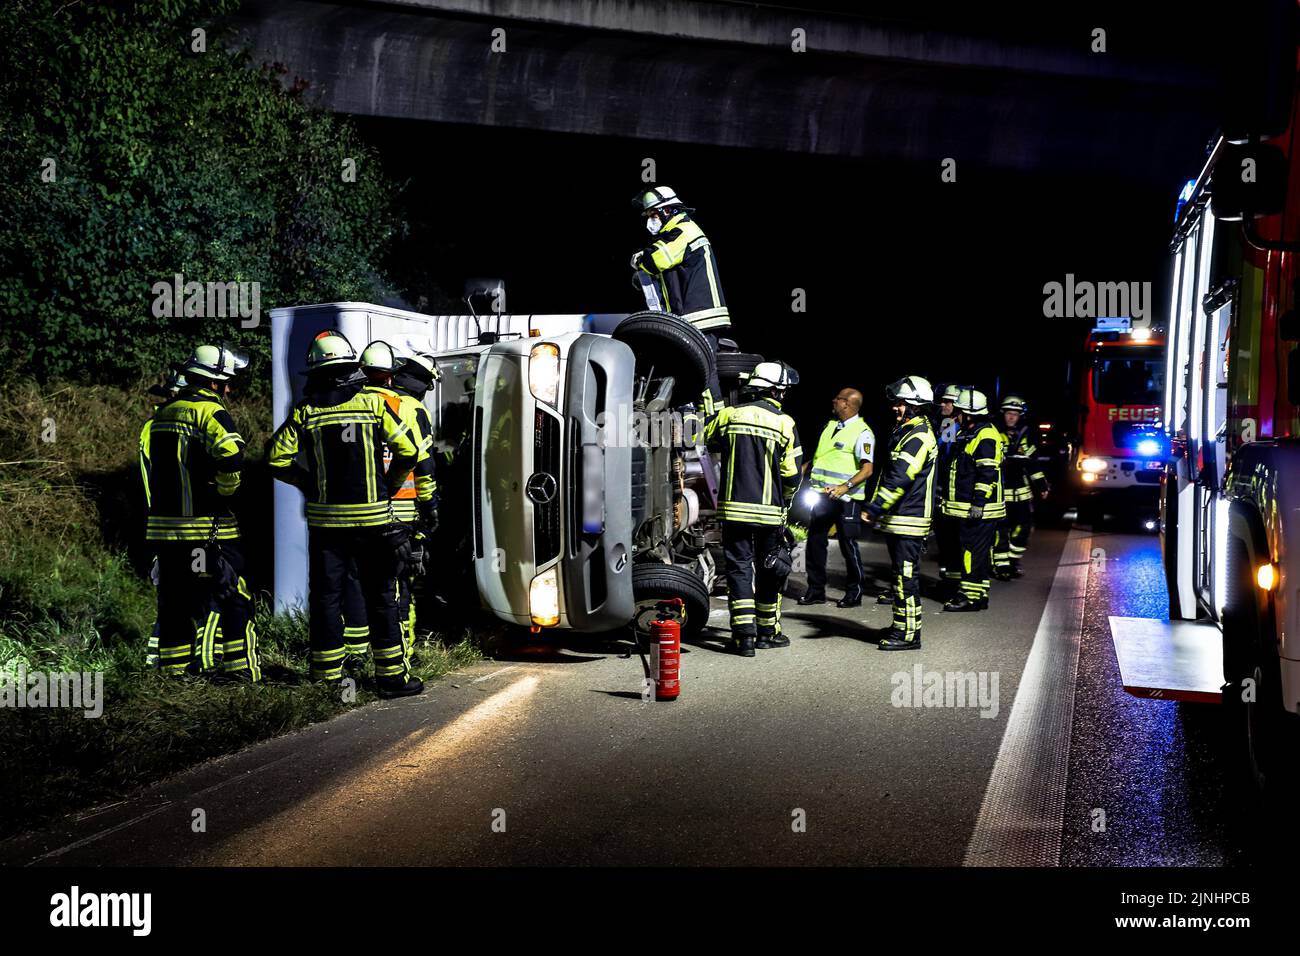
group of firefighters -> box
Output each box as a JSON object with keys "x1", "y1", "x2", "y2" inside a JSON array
[
  {"x1": 139, "y1": 335, "x2": 441, "y2": 698},
  {"x1": 627, "y1": 186, "x2": 1048, "y2": 653},
  {"x1": 138, "y1": 183, "x2": 1049, "y2": 687}
]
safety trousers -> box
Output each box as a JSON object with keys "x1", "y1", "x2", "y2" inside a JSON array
[
  {"x1": 722, "y1": 521, "x2": 785, "y2": 639},
  {"x1": 345, "y1": 556, "x2": 416, "y2": 659},
  {"x1": 885, "y1": 533, "x2": 927, "y2": 640},
  {"x1": 936, "y1": 514, "x2": 962, "y2": 584},
  {"x1": 995, "y1": 501, "x2": 1033, "y2": 569},
  {"x1": 153, "y1": 541, "x2": 261, "y2": 681},
  {"x1": 804, "y1": 496, "x2": 864, "y2": 598},
  {"x1": 309, "y1": 527, "x2": 408, "y2": 682},
  {"x1": 958, "y1": 519, "x2": 998, "y2": 602}
]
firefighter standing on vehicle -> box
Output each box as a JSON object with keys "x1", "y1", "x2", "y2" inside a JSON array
[
  {"x1": 359, "y1": 341, "x2": 439, "y2": 656},
  {"x1": 141, "y1": 344, "x2": 261, "y2": 681},
  {"x1": 798, "y1": 387, "x2": 874, "y2": 608},
  {"x1": 630, "y1": 185, "x2": 729, "y2": 410},
  {"x1": 268, "y1": 331, "x2": 424, "y2": 698},
  {"x1": 862, "y1": 376, "x2": 937, "y2": 650},
  {"x1": 704, "y1": 362, "x2": 802, "y2": 657},
  {"x1": 938, "y1": 388, "x2": 1005, "y2": 612},
  {"x1": 993, "y1": 395, "x2": 1049, "y2": 580}
]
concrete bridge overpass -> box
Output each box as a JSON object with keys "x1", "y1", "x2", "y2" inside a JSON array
[{"x1": 229, "y1": 0, "x2": 1219, "y2": 181}]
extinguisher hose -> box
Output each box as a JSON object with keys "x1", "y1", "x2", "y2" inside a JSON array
[{"x1": 629, "y1": 623, "x2": 651, "y2": 683}]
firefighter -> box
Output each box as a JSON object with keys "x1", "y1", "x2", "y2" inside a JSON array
[
  {"x1": 939, "y1": 388, "x2": 1005, "y2": 612},
  {"x1": 862, "y1": 376, "x2": 937, "y2": 650},
  {"x1": 799, "y1": 387, "x2": 874, "y2": 607},
  {"x1": 268, "y1": 331, "x2": 424, "y2": 698},
  {"x1": 704, "y1": 361, "x2": 802, "y2": 656},
  {"x1": 359, "y1": 341, "x2": 440, "y2": 657},
  {"x1": 142, "y1": 344, "x2": 261, "y2": 681},
  {"x1": 630, "y1": 185, "x2": 728, "y2": 411},
  {"x1": 932, "y1": 382, "x2": 964, "y2": 596},
  {"x1": 994, "y1": 395, "x2": 1049, "y2": 580},
  {"x1": 140, "y1": 366, "x2": 187, "y2": 669}
]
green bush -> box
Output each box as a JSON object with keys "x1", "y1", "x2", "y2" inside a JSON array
[{"x1": 0, "y1": 0, "x2": 403, "y2": 383}]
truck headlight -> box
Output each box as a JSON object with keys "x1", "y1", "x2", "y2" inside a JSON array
[
  {"x1": 1080, "y1": 457, "x2": 1108, "y2": 473},
  {"x1": 529, "y1": 566, "x2": 561, "y2": 627},
  {"x1": 529, "y1": 343, "x2": 560, "y2": 406}
]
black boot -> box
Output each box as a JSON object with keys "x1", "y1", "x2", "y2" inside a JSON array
[
  {"x1": 1010, "y1": 559, "x2": 1025, "y2": 578},
  {"x1": 377, "y1": 674, "x2": 425, "y2": 698},
  {"x1": 735, "y1": 635, "x2": 756, "y2": 657},
  {"x1": 756, "y1": 630, "x2": 789, "y2": 649},
  {"x1": 837, "y1": 590, "x2": 863, "y2": 608},
  {"x1": 878, "y1": 629, "x2": 922, "y2": 651},
  {"x1": 797, "y1": 591, "x2": 826, "y2": 606},
  {"x1": 944, "y1": 594, "x2": 987, "y2": 612},
  {"x1": 993, "y1": 566, "x2": 1013, "y2": 582},
  {"x1": 876, "y1": 592, "x2": 893, "y2": 605}
]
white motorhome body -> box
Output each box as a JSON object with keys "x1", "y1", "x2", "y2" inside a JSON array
[{"x1": 269, "y1": 303, "x2": 596, "y2": 612}]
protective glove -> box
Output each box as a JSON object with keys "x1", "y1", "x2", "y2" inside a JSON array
[
  {"x1": 630, "y1": 250, "x2": 644, "y2": 270},
  {"x1": 968, "y1": 504, "x2": 984, "y2": 522},
  {"x1": 417, "y1": 500, "x2": 439, "y2": 534}
]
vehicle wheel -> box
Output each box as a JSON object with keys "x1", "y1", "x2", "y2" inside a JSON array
[
  {"x1": 1222, "y1": 536, "x2": 1298, "y2": 811},
  {"x1": 613, "y1": 311, "x2": 714, "y2": 403},
  {"x1": 631, "y1": 562, "x2": 711, "y2": 638},
  {"x1": 715, "y1": 351, "x2": 763, "y2": 384}
]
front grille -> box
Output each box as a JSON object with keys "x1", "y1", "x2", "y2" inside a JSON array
[{"x1": 533, "y1": 409, "x2": 562, "y2": 564}]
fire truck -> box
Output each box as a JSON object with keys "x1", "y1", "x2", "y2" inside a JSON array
[
  {"x1": 1153, "y1": 75, "x2": 1300, "y2": 798},
  {"x1": 1073, "y1": 319, "x2": 1166, "y2": 525}
]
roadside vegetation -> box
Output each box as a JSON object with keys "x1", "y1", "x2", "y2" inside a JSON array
[
  {"x1": 0, "y1": 380, "x2": 485, "y2": 840},
  {"x1": 0, "y1": 0, "x2": 491, "y2": 843}
]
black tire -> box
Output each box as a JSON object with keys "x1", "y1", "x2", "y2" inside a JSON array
[
  {"x1": 1222, "y1": 535, "x2": 1298, "y2": 812},
  {"x1": 613, "y1": 311, "x2": 714, "y2": 402},
  {"x1": 631, "y1": 562, "x2": 711, "y2": 638},
  {"x1": 715, "y1": 351, "x2": 764, "y2": 383}
]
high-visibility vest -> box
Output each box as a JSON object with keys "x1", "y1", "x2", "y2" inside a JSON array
[{"x1": 809, "y1": 417, "x2": 870, "y2": 501}]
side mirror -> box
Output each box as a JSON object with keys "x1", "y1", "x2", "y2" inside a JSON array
[{"x1": 1210, "y1": 142, "x2": 1288, "y2": 222}]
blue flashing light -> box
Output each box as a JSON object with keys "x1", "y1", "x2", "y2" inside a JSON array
[
  {"x1": 1136, "y1": 438, "x2": 1161, "y2": 457},
  {"x1": 1174, "y1": 178, "x2": 1196, "y2": 223}
]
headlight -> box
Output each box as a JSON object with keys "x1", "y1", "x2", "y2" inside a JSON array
[
  {"x1": 529, "y1": 343, "x2": 560, "y2": 406},
  {"x1": 529, "y1": 566, "x2": 561, "y2": 627},
  {"x1": 1080, "y1": 457, "x2": 1108, "y2": 473},
  {"x1": 1136, "y1": 439, "x2": 1161, "y2": 457}
]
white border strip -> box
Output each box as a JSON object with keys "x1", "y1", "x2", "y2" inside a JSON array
[{"x1": 963, "y1": 530, "x2": 1091, "y2": 866}]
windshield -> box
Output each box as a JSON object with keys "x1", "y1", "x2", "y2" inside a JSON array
[
  {"x1": 433, "y1": 354, "x2": 481, "y2": 454},
  {"x1": 1092, "y1": 348, "x2": 1164, "y2": 406}
]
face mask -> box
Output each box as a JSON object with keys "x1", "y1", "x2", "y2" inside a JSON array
[{"x1": 645, "y1": 215, "x2": 662, "y2": 235}]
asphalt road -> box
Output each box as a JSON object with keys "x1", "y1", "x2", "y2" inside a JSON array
[{"x1": 0, "y1": 523, "x2": 1268, "y2": 866}]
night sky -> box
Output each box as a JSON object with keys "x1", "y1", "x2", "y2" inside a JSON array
[{"x1": 356, "y1": 114, "x2": 1206, "y2": 444}]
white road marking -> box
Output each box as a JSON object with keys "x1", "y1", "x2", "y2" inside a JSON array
[{"x1": 963, "y1": 529, "x2": 1091, "y2": 866}]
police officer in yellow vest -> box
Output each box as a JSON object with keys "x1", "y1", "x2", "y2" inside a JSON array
[{"x1": 798, "y1": 387, "x2": 875, "y2": 607}]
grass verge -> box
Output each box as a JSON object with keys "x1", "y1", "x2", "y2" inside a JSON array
[{"x1": 0, "y1": 379, "x2": 487, "y2": 841}]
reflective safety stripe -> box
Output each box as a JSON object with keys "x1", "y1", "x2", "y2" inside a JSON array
[{"x1": 146, "y1": 515, "x2": 240, "y2": 541}]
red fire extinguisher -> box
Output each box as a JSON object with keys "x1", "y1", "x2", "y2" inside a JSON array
[{"x1": 648, "y1": 599, "x2": 683, "y2": 701}]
